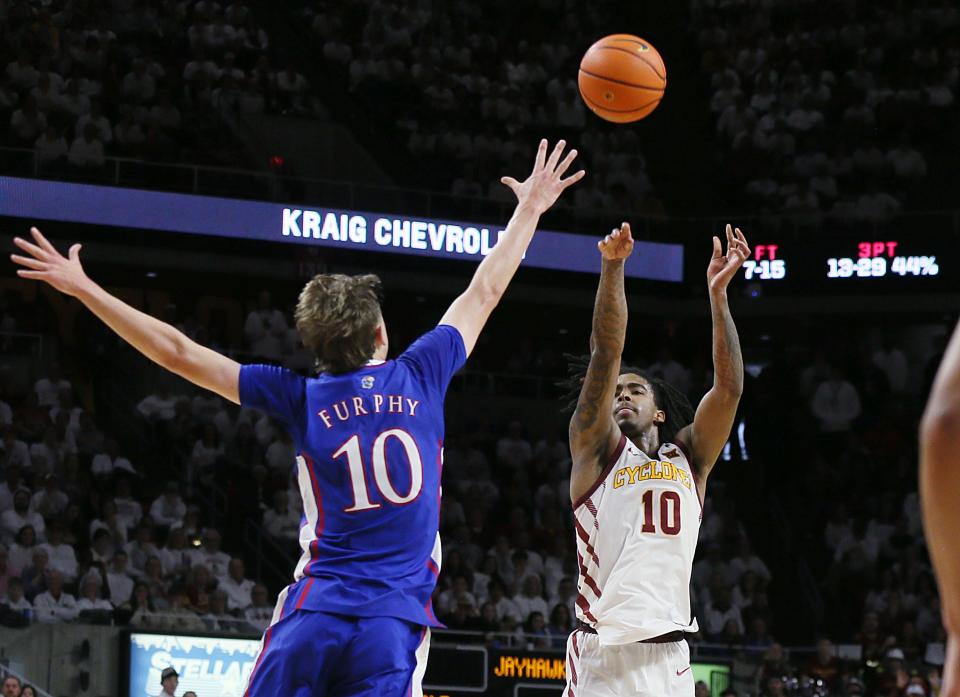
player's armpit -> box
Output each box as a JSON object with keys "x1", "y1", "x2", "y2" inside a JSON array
[
  {"x1": 677, "y1": 386, "x2": 740, "y2": 487},
  {"x1": 168, "y1": 338, "x2": 241, "y2": 404}
]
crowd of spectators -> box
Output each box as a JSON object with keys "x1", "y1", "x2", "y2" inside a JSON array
[
  {"x1": 0, "y1": 0, "x2": 318, "y2": 178},
  {"x1": 297, "y1": 0, "x2": 663, "y2": 216},
  {"x1": 0, "y1": 283, "x2": 954, "y2": 696},
  {"x1": 691, "y1": 0, "x2": 959, "y2": 222}
]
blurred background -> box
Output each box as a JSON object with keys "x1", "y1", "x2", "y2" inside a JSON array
[{"x1": 0, "y1": 0, "x2": 958, "y2": 695}]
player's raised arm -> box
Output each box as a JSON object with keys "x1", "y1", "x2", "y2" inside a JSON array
[
  {"x1": 920, "y1": 318, "x2": 960, "y2": 697},
  {"x1": 676, "y1": 224, "x2": 748, "y2": 491},
  {"x1": 568, "y1": 223, "x2": 633, "y2": 504},
  {"x1": 440, "y1": 139, "x2": 584, "y2": 356},
  {"x1": 11, "y1": 227, "x2": 240, "y2": 404}
]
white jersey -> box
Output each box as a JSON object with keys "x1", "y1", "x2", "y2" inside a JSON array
[{"x1": 572, "y1": 435, "x2": 701, "y2": 645}]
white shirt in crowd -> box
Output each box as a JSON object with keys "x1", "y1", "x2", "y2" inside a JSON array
[
  {"x1": 263, "y1": 506, "x2": 300, "y2": 540},
  {"x1": 41, "y1": 542, "x2": 78, "y2": 581},
  {"x1": 265, "y1": 438, "x2": 296, "y2": 472},
  {"x1": 92, "y1": 453, "x2": 136, "y2": 477},
  {"x1": 137, "y1": 394, "x2": 177, "y2": 420},
  {"x1": 728, "y1": 554, "x2": 771, "y2": 584},
  {"x1": 512, "y1": 594, "x2": 549, "y2": 623},
  {"x1": 1, "y1": 509, "x2": 46, "y2": 543},
  {"x1": 244, "y1": 605, "x2": 273, "y2": 633},
  {"x1": 35, "y1": 377, "x2": 71, "y2": 407},
  {"x1": 493, "y1": 596, "x2": 521, "y2": 624},
  {"x1": 873, "y1": 348, "x2": 908, "y2": 393},
  {"x1": 219, "y1": 576, "x2": 256, "y2": 611},
  {"x1": 1, "y1": 438, "x2": 31, "y2": 470},
  {"x1": 150, "y1": 496, "x2": 187, "y2": 527},
  {"x1": 114, "y1": 496, "x2": 143, "y2": 529},
  {"x1": 107, "y1": 570, "x2": 135, "y2": 605},
  {"x1": 811, "y1": 378, "x2": 862, "y2": 432},
  {"x1": 35, "y1": 131, "x2": 68, "y2": 163},
  {"x1": 68, "y1": 136, "x2": 105, "y2": 168},
  {"x1": 75, "y1": 113, "x2": 113, "y2": 143},
  {"x1": 34, "y1": 591, "x2": 79, "y2": 623},
  {"x1": 76, "y1": 596, "x2": 114, "y2": 611},
  {"x1": 190, "y1": 548, "x2": 231, "y2": 578},
  {"x1": 702, "y1": 602, "x2": 744, "y2": 636},
  {"x1": 244, "y1": 308, "x2": 288, "y2": 360}
]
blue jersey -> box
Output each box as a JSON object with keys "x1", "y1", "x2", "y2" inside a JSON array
[{"x1": 239, "y1": 325, "x2": 466, "y2": 628}]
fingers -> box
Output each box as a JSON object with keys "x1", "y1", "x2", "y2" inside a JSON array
[
  {"x1": 545, "y1": 139, "x2": 567, "y2": 172},
  {"x1": 554, "y1": 148, "x2": 578, "y2": 178},
  {"x1": 500, "y1": 176, "x2": 519, "y2": 192},
  {"x1": 620, "y1": 222, "x2": 632, "y2": 240},
  {"x1": 559, "y1": 169, "x2": 586, "y2": 189},
  {"x1": 533, "y1": 138, "x2": 548, "y2": 172},
  {"x1": 10, "y1": 254, "x2": 48, "y2": 270},
  {"x1": 15, "y1": 269, "x2": 45, "y2": 280},
  {"x1": 68, "y1": 243, "x2": 82, "y2": 261},
  {"x1": 13, "y1": 236, "x2": 48, "y2": 260},
  {"x1": 30, "y1": 226, "x2": 58, "y2": 256},
  {"x1": 712, "y1": 235, "x2": 723, "y2": 258},
  {"x1": 725, "y1": 223, "x2": 734, "y2": 252}
]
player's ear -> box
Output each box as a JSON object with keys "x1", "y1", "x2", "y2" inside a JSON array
[
  {"x1": 374, "y1": 316, "x2": 388, "y2": 354},
  {"x1": 653, "y1": 409, "x2": 666, "y2": 425}
]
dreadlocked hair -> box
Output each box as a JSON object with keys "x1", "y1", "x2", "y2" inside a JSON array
[{"x1": 558, "y1": 353, "x2": 695, "y2": 446}]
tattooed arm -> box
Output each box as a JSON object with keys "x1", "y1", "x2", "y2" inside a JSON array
[
  {"x1": 677, "y1": 225, "x2": 749, "y2": 494},
  {"x1": 569, "y1": 223, "x2": 632, "y2": 505}
]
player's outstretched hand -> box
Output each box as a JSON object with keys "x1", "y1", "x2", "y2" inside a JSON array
[
  {"x1": 501, "y1": 139, "x2": 585, "y2": 215},
  {"x1": 11, "y1": 227, "x2": 92, "y2": 298},
  {"x1": 598, "y1": 222, "x2": 633, "y2": 261},
  {"x1": 706, "y1": 223, "x2": 750, "y2": 294}
]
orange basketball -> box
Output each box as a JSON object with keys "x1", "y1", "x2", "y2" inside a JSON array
[{"x1": 578, "y1": 34, "x2": 667, "y2": 123}]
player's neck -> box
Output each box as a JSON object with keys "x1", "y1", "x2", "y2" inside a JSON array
[{"x1": 626, "y1": 425, "x2": 660, "y2": 456}]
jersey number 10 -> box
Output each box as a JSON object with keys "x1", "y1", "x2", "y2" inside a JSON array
[
  {"x1": 334, "y1": 429, "x2": 424, "y2": 512},
  {"x1": 640, "y1": 490, "x2": 681, "y2": 535}
]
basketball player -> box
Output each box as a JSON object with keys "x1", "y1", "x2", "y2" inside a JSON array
[
  {"x1": 920, "y1": 318, "x2": 960, "y2": 697},
  {"x1": 563, "y1": 222, "x2": 749, "y2": 696},
  {"x1": 10, "y1": 139, "x2": 584, "y2": 696}
]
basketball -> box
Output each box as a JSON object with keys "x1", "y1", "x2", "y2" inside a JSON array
[{"x1": 578, "y1": 34, "x2": 667, "y2": 123}]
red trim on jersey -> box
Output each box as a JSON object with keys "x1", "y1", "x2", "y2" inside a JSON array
[
  {"x1": 576, "y1": 550, "x2": 603, "y2": 599},
  {"x1": 294, "y1": 578, "x2": 314, "y2": 611},
  {"x1": 584, "y1": 497, "x2": 599, "y2": 522},
  {"x1": 303, "y1": 454, "x2": 325, "y2": 575},
  {"x1": 426, "y1": 558, "x2": 440, "y2": 576},
  {"x1": 576, "y1": 593, "x2": 598, "y2": 623},
  {"x1": 568, "y1": 636, "x2": 579, "y2": 686},
  {"x1": 574, "y1": 519, "x2": 600, "y2": 567},
  {"x1": 572, "y1": 434, "x2": 627, "y2": 509},
  {"x1": 243, "y1": 625, "x2": 274, "y2": 697},
  {"x1": 672, "y1": 436, "x2": 705, "y2": 513}
]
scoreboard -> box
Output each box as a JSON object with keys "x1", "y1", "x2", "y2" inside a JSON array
[
  {"x1": 707, "y1": 234, "x2": 955, "y2": 294},
  {"x1": 422, "y1": 644, "x2": 730, "y2": 696}
]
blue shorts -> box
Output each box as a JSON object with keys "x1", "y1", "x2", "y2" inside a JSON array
[{"x1": 244, "y1": 608, "x2": 430, "y2": 697}]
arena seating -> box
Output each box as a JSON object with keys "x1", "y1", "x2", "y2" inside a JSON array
[
  {"x1": 0, "y1": 0, "x2": 318, "y2": 180},
  {"x1": 0, "y1": 281, "x2": 949, "y2": 695},
  {"x1": 689, "y1": 0, "x2": 959, "y2": 221}
]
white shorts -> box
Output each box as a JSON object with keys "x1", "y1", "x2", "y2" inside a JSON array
[{"x1": 564, "y1": 629, "x2": 694, "y2": 697}]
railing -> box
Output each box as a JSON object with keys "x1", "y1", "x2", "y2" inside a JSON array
[
  {"x1": 2, "y1": 611, "x2": 826, "y2": 662},
  {"x1": 4, "y1": 145, "x2": 960, "y2": 238},
  {"x1": 0, "y1": 663, "x2": 55, "y2": 697}
]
